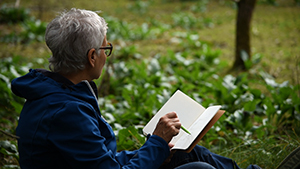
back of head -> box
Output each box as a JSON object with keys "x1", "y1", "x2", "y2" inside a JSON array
[{"x1": 45, "y1": 8, "x2": 108, "y2": 74}]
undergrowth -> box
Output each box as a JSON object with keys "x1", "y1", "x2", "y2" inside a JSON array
[{"x1": 0, "y1": 1, "x2": 299, "y2": 168}]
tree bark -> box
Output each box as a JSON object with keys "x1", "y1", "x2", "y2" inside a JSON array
[{"x1": 233, "y1": 0, "x2": 257, "y2": 70}]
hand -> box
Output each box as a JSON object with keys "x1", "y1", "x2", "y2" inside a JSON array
[{"x1": 153, "y1": 112, "x2": 181, "y2": 143}]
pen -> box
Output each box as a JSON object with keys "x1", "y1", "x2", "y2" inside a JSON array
[{"x1": 181, "y1": 125, "x2": 191, "y2": 135}]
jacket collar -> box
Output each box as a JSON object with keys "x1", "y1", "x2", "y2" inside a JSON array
[{"x1": 36, "y1": 69, "x2": 99, "y2": 99}]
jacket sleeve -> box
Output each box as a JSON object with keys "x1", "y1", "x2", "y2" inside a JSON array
[
  {"x1": 115, "y1": 135, "x2": 170, "y2": 168},
  {"x1": 120, "y1": 135, "x2": 170, "y2": 169},
  {"x1": 48, "y1": 102, "x2": 170, "y2": 169}
]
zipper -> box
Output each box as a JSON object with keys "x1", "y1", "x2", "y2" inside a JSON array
[
  {"x1": 83, "y1": 81, "x2": 109, "y2": 123},
  {"x1": 83, "y1": 80, "x2": 97, "y2": 101},
  {"x1": 83, "y1": 80, "x2": 102, "y2": 115}
]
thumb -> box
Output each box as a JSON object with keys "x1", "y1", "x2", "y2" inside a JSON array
[{"x1": 168, "y1": 143, "x2": 174, "y2": 149}]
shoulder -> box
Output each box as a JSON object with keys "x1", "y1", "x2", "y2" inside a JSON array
[
  {"x1": 48, "y1": 101, "x2": 102, "y2": 138},
  {"x1": 53, "y1": 100, "x2": 99, "y2": 120}
]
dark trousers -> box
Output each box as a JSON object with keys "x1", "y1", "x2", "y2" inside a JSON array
[{"x1": 159, "y1": 145, "x2": 261, "y2": 169}]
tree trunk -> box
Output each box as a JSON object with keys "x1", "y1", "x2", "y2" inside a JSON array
[{"x1": 233, "y1": 0, "x2": 257, "y2": 70}]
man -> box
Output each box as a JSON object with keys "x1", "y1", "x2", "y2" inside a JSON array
[{"x1": 12, "y1": 8, "x2": 259, "y2": 169}]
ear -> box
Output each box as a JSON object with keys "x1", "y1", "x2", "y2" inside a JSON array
[{"x1": 87, "y1": 48, "x2": 96, "y2": 68}]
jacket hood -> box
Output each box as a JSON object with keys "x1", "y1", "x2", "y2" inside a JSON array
[{"x1": 11, "y1": 69, "x2": 98, "y2": 102}]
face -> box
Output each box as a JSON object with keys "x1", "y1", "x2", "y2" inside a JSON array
[
  {"x1": 89, "y1": 37, "x2": 108, "y2": 80},
  {"x1": 95, "y1": 38, "x2": 108, "y2": 78}
]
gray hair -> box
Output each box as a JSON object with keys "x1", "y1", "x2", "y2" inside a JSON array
[{"x1": 45, "y1": 8, "x2": 108, "y2": 74}]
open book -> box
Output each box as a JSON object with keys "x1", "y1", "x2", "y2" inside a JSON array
[{"x1": 143, "y1": 90, "x2": 225, "y2": 153}]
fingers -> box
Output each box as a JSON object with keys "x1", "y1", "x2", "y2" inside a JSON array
[
  {"x1": 165, "y1": 112, "x2": 181, "y2": 130},
  {"x1": 168, "y1": 112, "x2": 181, "y2": 130},
  {"x1": 160, "y1": 112, "x2": 181, "y2": 134},
  {"x1": 165, "y1": 111, "x2": 178, "y2": 118},
  {"x1": 164, "y1": 112, "x2": 180, "y2": 126},
  {"x1": 153, "y1": 112, "x2": 182, "y2": 143}
]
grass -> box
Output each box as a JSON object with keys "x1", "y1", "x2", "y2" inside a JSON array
[
  {"x1": 0, "y1": 0, "x2": 299, "y2": 168},
  {"x1": 208, "y1": 130, "x2": 300, "y2": 168}
]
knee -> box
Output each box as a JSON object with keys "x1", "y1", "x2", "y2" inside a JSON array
[
  {"x1": 193, "y1": 145, "x2": 211, "y2": 155},
  {"x1": 175, "y1": 162, "x2": 216, "y2": 169}
]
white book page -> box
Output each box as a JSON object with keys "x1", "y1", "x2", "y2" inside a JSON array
[
  {"x1": 171, "y1": 105, "x2": 221, "y2": 150},
  {"x1": 143, "y1": 90, "x2": 206, "y2": 138}
]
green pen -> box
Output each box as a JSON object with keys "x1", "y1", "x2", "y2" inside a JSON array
[{"x1": 181, "y1": 125, "x2": 191, "y2": 135}]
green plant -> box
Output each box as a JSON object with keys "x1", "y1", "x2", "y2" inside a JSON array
[
  {"x1": 0, "y1": 55, "x2": 48, "y2": 167},
  {"x1": 0, "y1": 57, "x2": 25, "y2": 168},
  {"x1": 260, "y1": 72, "x2": 300, "y2": 133},
  {"x1": 0, "y1": 11, "x2": 47, "y2": 44},
  {"x1": 190, "y1": 0, "x2": 209, "y2": 13},
  {"x1": 0, "y1": 140, "x2": 19, "y2": 168},
  {"x1": 105, "y1": 16, "x2": 165, "y2": 41},
  {"x1": 0, "y1": 5, "x2": 30, "y2": 24},
  {"x1": 1, "y1": 2, "x2": 299, "y2": 167},
  {"x1": 19, "y1": 19, "x2": 47, "y2": 43},
  {"x1": 0, "y1": 57, "x2": 26, "y2": 128},
  {"x1": 240, "y1": 51, "x2": 263, "y2": 70},
  {"x1": 94, "y1": 34, "x2": 300, "y2": 165},
  {"x1": 127, "y1": 1, "x2": 150, "y2": 14},
  {"x1": 172, "y1": 12, "x2": 214, "y2": 29},
  {"x1": 172, "y1": 12, "x2": 200, "y2": 29},
  {"x1": 258, "y1": 0, "x2": 278, "y2": 6},
  {"x1": 117, "y1": 126, "x2": 146, "y2": 151}
]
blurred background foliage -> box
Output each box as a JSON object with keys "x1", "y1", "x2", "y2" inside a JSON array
[{"x1": 0, "y1": 0, "x2": 299, "y2": 168}]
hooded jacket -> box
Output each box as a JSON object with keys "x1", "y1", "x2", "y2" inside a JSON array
[{"x1": 11, "y1": 69, "x2": 170, "y2": 169}]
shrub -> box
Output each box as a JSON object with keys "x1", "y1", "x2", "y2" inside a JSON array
[{"x1": 0, "y1": 5, "x2": 30, "y2": 24}]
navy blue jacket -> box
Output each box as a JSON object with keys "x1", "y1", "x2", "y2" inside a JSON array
[{"x1": 12, "y1": 69, "x2": 170, "y2": 169}]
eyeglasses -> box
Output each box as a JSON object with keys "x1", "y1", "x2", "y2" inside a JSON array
[{"x1": 98, "y1": 42, "x2": 113, "y2": 57}]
